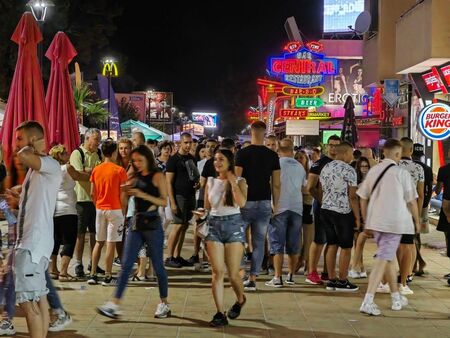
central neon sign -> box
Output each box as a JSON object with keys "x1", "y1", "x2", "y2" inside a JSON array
[{"x1": 269, "y1": 41, "x2": 338, "y2": 87}]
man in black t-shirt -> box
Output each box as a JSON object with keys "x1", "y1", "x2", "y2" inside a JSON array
[
  {"x1": 305, "y1": 134, "x2": 341, "y2": 285},
  {"x1": 235, "y1": 121, "x2": 281, "y2": 291},
  {"x1": 412, "y1": 143, "x2": 433, "y2": 275},
  {"x1": 434, "y1": 155, "x2": 450, "y2": 282},
  {"x1": 165, "y1": 132, "x2": 199, "y2": 268}
]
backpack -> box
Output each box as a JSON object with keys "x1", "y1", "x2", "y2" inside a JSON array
[{"x1": 76, "y1": 147, "x2": 102, "y2": 169}]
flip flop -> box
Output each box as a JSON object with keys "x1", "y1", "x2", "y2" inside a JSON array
[{"x1": 58, "y1": 274, "x2": 78, "y2": 282}]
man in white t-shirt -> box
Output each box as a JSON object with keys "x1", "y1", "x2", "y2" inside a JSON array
[
  {"x1": 358, "y1": 139, "x2": 419, "y2": 316},
  {"x1": 14, "y1": 121, "x2": 62, "y2": 338}
]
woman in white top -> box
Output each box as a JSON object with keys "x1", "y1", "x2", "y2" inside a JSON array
[
  {"x1": 49, "y1": 145, "x2": 90, "y2": 281},
  {"x1": 204, "y1": 149, "x2": 247, "y2": 327}
]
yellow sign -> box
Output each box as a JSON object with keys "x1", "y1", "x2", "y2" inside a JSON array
[
  {"x1": 305, "y1": 112, "x2": 331, "y2": 120},
  {"x1": 102, "y1": 61, "x2": 119, "y2": 77}
]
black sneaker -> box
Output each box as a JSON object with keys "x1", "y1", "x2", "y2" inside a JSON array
[
  {"x1": 87, "y1": 264, "x2": 106, "y2": 275},
  {"x1": 75, "y1": 264, "x2": 85, "y2": 278},
  {"x1": 187, "y1": 255, "x2": 200, "y2": 265},
  {"x1": 321, "y1": 272, "x2": 329, "y2": 281},
  {"x1": 326, "y1": 279, "x2": 337, "y2": 291},
  {"x1": 228, "y1": 295, "x2": 246, "y2": 319},
  {"x1": 176, "y1": 256, "x2": 194, "y2": 267},
  {"x1": 243, "y1": 279, "x2": 257, "y2": 291},
  {"x1": 447, "y1": 279, "x2": 450, "y2": 286},
  {"x1": 285, "y1": 273, "x2": 295, "y2": 285},
  {"x1": 209, "y1": 312, "x2": 228, "y2": 327},
  {"x1": 165, "y1": 257, "x2": 182, "y2": 268},
  {"x1": 335, "y1": 279, "x2": 359, "y2": 292},
  {"x1": 102, "y1": 276, "x2": 118, "y2": 286},
  {"x1": 87, "y1": 275, "x2": 98, "y2": 285},
  {"x1": 444, "y1": 273, "x2": 450, "y2": 279},
  {"x1": 113, "y1": 257, "x2": 121, "y2": 267}
]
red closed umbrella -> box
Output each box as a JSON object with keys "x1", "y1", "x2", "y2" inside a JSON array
[
  {"x1": 45, "y1": 31, "x2": 79, "y2": 153},
  {"x1": 0, "y1": 12, "x2": 50, "y2": 167}
]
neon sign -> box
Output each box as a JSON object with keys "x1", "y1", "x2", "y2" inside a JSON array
[
  {"x1": 102, "y1": 61, "x2": 118, "y2": 77},
  {"x1": 295, "y1": 97, "x2": 324, "y2": 108},
  {"x1": 282, "y1": 86, "x2": 325, "y2": 96},
  {"x1": 279, "y1": 110, "x2": 331, "y2": 120},
  {"x1": 269, "y1": 41, "x2": 338, "y2": 87}
]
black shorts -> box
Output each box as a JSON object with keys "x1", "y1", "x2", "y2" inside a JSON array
[
  {"x1": 313, "y1": 201, "x2": 327, "y2": 245},
  {"x1": 76, "y1": 201, "x2": 96, "y2": 234},
  {"x1": 172, "y1": 195, "x2": 196, "y2": 225},
  {"x1": 303, "y1": 204, "x2": 313, "y2": 224},
  {"x1": 320, "y1": 209, "x2": 355, "y2": 249},
  {"x1": 400, "y1": 234, "x2": 415, "y2": 244}
]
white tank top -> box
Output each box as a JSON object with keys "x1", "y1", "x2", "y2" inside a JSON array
[{"x1": 207, "y1": 177, "x2": 243, "y2": 216}]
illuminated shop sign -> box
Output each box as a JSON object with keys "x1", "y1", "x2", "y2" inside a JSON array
[
  {"x1": 295, "y1": 97, "x2": 324, "y2": 108},
  {"x1": 441, "y1": 65, "x2": 450, "y2": 87},
  {"x1": 282, "y1": 86, "x2": 324, "y2": 96},
  {"x1": 422, "y1": 72, "x2": 441, "y2": 92},
  {"x1": 280, "y1": 109, "x2": 331, "y2": 120},
  {"x1": 418, "y1": 103, "x2": 450, "y2": 141},
  {"x1": 269, "y1": 41, "x2": 338, "y2": 87}
]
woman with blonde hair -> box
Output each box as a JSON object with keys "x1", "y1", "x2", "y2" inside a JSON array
[{"x1": 49, "y1": 144, "x2": 90, "y2": 281}]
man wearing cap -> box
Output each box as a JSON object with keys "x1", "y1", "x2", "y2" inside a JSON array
[{"x1": 412, "y1": 143, "x2": 433, "y2": 275}]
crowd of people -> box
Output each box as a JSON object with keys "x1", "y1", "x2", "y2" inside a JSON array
[{"x1": 0, "y1": 119, "x2": 449, "y2": 336}]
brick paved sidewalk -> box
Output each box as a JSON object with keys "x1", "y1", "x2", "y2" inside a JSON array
[{"x1": 5, "y1": 224, "x2": 450, "y2": 338}]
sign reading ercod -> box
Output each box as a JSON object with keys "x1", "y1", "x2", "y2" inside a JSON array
[{"x1": 418, "y1": 103, "x2": 450, "y2": 141}]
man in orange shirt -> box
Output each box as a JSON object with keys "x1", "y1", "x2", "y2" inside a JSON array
[{"x1": 88, "y1": 140, "x2": 128, "y2": 286}]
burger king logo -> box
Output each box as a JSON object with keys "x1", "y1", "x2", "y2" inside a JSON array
[{"x1": 419, "y1": 103, "x2": 450, "y2": 141}]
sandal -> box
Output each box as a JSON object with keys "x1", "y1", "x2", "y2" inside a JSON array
[
  {"x1": 49, "y1": 272, "x2": 59, "y2": 280},
  {"x1": 131, "y1": 275, "x2": 147, "y2": 282},
  {"x1": 58, "y1": 274, "x2": 78, "y2": 282}
]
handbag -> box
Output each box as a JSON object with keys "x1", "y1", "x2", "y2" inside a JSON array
[
  {"x1": 133, "y1": 209, "x2": 160, "y2": 232},
  {"x1": 195, "y1": 211, "x2": 210, "y2": 239}
]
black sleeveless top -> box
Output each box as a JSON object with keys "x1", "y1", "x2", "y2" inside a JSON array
[{"x1": 134, "y1": 171, "x2": 160, "y2": 212}]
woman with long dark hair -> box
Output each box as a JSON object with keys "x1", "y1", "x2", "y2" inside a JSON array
[
  {"x1": 349, "y1": 156, "x2": 371, "y2": 279},
  {"x1": 97, "y1": 145, "x2": 171, "y2": 319},
  {"x1": 203, "y1": 149, "x2": 248, "y2": 327}
]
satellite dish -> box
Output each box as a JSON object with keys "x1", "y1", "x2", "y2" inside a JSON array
[{"x1": 354, "y1": 11, "x2": 371, "y2": 35}]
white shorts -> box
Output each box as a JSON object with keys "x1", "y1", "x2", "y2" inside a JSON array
[{"x1": 95, "y1": 209, "x2": 125, "y2": 242}]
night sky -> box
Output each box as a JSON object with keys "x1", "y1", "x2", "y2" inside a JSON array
[{"x1": 110, "y1": 0, "x2": 323, "y2": 115}]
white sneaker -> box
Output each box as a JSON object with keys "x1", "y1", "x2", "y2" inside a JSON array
[
  {"x1": 0, "y1": 319, "x2": 16, "y2": 335},
  {"x1": 399, "y1": 284, "x2": 414, "y2": 295},
  {"x1": 360, "y1": 302, "x2": 381, "y2": 316},
  {"x1": 348, "y1": 269, "x2": 361, "y2": 279},
  {"x1": 391, "y1": 295, "x2": 408, "y2": 311},
  {"x1": 376, "y1": 282, "x2": 390, "y2": 294},
  {"x1": 359, "y1": 271, "x2": 368, "y2": 278},
  {"x1": 154, "y1": 303, "x2": 171, "y2": 318},
  {"x1": 48, "y1": 311, "x2": 72, "y2": 332},
  {"x1": 265, "y1": 277, "x2": 283, "y2": 288}
]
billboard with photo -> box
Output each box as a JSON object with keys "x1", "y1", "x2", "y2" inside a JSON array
[
  {"x1": 323, "y1": 0, "x2": 364, "y2": 33},
  {"x1": 148, "y1": 92, "x2": 173, "y2": 122},
  {"x1": 192, "y1": 112, "x2": 218, "y2": 128},
  {"x1": 319, "y1": 58, "x2": 368, "y2": 117},
  {"x1": 115, "y1": 93, "x2": 146, "y2": 121}
]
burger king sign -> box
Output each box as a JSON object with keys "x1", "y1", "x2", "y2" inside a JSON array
[{"x1": 419, "y1": 103, "x2": 450, "y2": 141}]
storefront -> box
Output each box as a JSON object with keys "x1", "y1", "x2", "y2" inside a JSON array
[
  {"x1": 409, "y1": 62, "x2": 450, "y2": 172},
  {"x1": 255, "y1": 39, "x2": 384, "y2": 149}
]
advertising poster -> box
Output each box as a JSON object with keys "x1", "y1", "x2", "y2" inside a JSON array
[
  {"x1": 323, "y1": 0, "x2": 364, "y2": 33},
  {"x1": 320, "y1": 58, "x2": 368, "y2": 117},
  {"x1": 192, "y1": 112, "x2": 218, "y2": 128},
  {"x1": 115, "y1": 93, "x2": 146, "y2": 121},
  {"x1": 148, "y1": 92, "x2": 173, "y2": 122}
]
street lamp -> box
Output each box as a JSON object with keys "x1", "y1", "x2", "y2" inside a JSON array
[
  {"x1": 102, "y1": 57, "x2": 119, "y2": 138},
  {"x1": 27, "y1": 0, "x2": 54, "y2": 73}
]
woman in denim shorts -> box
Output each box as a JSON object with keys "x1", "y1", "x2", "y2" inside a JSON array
[{"x1": 203, "y1": 149, "x2": 248, "y2": 327}]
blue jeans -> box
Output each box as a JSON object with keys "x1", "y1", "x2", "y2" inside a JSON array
[
  {"x1": 46, "y1": 271, "x2": 63, "y2": 310},
  {"x1": 0, "y1": 253, "x2": 15, "y2": 319},
  {"x1": 115, "y1": 218, "x2": 168, "y2": 299},
  {"x1": 240, "y1": 200, "x2": 272, "y2": 276},
  {"x1": 269, "y1": 210, "x2": 302, "y2": 255}
]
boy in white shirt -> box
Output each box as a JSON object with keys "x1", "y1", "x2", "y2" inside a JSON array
[{"x1": 357, "y1": 139, "x2": 420, "y2": 316}]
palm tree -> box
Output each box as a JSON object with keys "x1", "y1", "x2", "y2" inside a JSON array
[{"x1": 73, "y1": 81, "x2": 109, "y2": 127}]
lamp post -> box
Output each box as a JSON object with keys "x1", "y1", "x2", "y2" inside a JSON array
[
  {"x1": 102, "y1": 58, "x2": 118, "y2": 138},
  {"x1": 27, "y1": 0, "x2": 54, "y2": 73}
]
